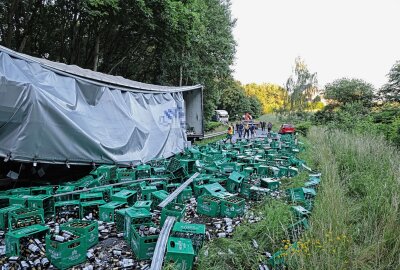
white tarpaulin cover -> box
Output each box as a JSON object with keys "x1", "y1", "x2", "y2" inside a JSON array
[{"x1": 0, "y1": 46, "x2": 201, "y2": 166}]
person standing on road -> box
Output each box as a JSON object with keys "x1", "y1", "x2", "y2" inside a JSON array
[
  {"x1": 250, "y1": 123, "x2": 255, "y2": 138},
  {"x1": 267, "y1": 122, "x2": 273, "y2": 133},
  {"x1": 238, "y1": 122, "x2": 244, "y2": 139},
  {"x1": 235, "y1": 122, "x2": 240, "y2": 134},
  {"x1": 244, "y1": 123, "x2": 250, "y2": 139}
]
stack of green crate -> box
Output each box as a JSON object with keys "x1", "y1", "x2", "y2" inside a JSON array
[
  {"x1": 111, "y1": 189, "x2": 137, "y2": 206},
  {"x1": 46, "y1": 231, "x2": 87, "y2": 270},
  {"x1": 197, "y1": 195, "x2": 221, "y2": 217},
  {"x1": 165, "y1": 237, "x2": 195, "y2": 270},
  {"x1": 160, "y1": 203, "x2": 186, "y2": 226},
  {"x1": 99, "y1": 201, "x2": 127, "y2": 222},
  {"x1": 221, "y1": 196, "x2": 245, "y2": 218},
  {"x1": 171, "y1": 222, "x2": 205, "y2": 254},
  {"x1": 27, "y1": 194, "x2": 54, "y2": 218},
  {"x1": 61, "y1": 219, "x2": 99, "y2": 248},
  {"x1": 130, "y1": 222, "x2": 159, "y2": 260},
  {"x1": 6, "y1": 224, "x2": 49, "y2": 256}
]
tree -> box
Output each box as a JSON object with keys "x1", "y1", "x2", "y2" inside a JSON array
[
  {"x1": 285, "y1": 57, "x2": 318, "y2": 111},
  {"x1": 219, "y1": 80, "x2": 250, "y2": 119},
  {"x1": 380, "y1": 60, "x2": 400, "y2": 102},
  {"x1": 244, "y1": 83, "x2": 287, "y2": 113},
  {"x1": 324, "y1": 78, "x2": 375, "y2": 106}
]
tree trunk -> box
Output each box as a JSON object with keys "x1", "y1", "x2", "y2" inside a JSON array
[{"x1": 93, "y1": 34, "x2": 100, "y2": 71}]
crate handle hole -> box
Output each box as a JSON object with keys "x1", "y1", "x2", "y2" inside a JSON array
[{"x1": 170, "y1": 241, "x2": 175, "y2": 248}]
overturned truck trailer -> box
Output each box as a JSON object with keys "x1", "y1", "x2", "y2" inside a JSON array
[{"x1": 0, "y1": 46, "x2": 203, "y2": 166}]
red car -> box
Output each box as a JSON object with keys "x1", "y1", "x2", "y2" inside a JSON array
[{"x1": 279, "y1": 124, "x2": 296, "y2": 134}]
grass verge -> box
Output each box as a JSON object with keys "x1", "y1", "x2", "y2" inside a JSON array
[{"x1": 286, "y1": 127, "x2": 400, "y2": 270}]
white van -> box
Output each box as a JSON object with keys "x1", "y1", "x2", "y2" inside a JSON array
[{"x1": 213, "y1": 110, "x2": 229, "y2": 123}]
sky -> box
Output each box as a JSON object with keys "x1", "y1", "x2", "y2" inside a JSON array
[{"x1": 230, "y1": 0, "x2": 400, "y2": 89}]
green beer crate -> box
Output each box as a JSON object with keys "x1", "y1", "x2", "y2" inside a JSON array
[
  {"x1": 80, "y1": 199, "x2": 106, "y2": 219},
  {"x1": 79, "y1": 192, "x2": 104, "y2": 202},
  {"x1": 151, "y1": 190, "x2": 169, "y2": 206},
  {"x1": 90, "y1": 165, "x2": 117, "y2": 183},
  {"x1": 0, "y1": 205, "x2": 23, "y2": 230},
  {"x1": 75, "y1": 175, "x2": 100, "y2": 189},
  {"x1": 46, "y1": 231, "x2": 87, "y2": 270},
  {"x1": 166, "y1": 183, "x2": 180, "y2": 193},
  {"x1": 288, "y1": 218, "x2": 309, "y2": 242},
  {"x1": 148, "y1": 180, "x2": 167, "y2": 191},
  {"x1": 160, "y1": 203, "x2": 186, "y2": 226},
  {"x1": 30, "y1": 186, "x2": 53, "y2": 195},
  {"x1": 221, "y1": 196, "x2": 245, "y2": 218},
  {"x1": 226, "y1": 171, "x2": 245, "y2": 193},
  {"x1": 55, "y1": 185, "x2": 77, "y2": 202},
  {"x1": 27, "y1": 194, "x2": 54, "y2": 218},
  {"x1": 136, "y1": 164, "x2": 152, "y2": 179},
  {"x1": 166, "y1": 237, "x2": 195, "y2": 270},
  {"x1": 122, "y1": 207, "x2": 152, "y2": 240},
  {"x1": 5, "y1": 224, "x2": 49, "y2": 256},
  {"x1": 291, "y1": 205, "x2": 311, "y2": 219},
  {"x1": 260, "y1": 178, "x2": 280, "y2": 191},
  {"x1": 8, "y1": 207, "x2": 45, "y2": 231},
  {"x1": 197, "y1": 195, "x2": 221, "y2": 217},
  {"x1": 60, "y1": 219, "x2": 99, "y2": 248},
  {"x1": 171, "y1": 222, "x2": 205, "y2": 254},
  {"x1": 249, "y1": 186, "x2": 270, "y2": 201},
  {"x1": 91, "y1": 186, "x2": 113, "y2": 202},
  {"x1": 117, "y1": 168, "x2": 136, "y2": 182},
  {"x1": 99, "y1": 201, "x2": 127, "y2": 222},
  {"x1": 179, "y1": 159, "x2": 196, "y2": 174},
  {"x1": 176, "y1": 186, "x2": 192, "y2": 203},
  {"x1": 54, "y1": 200, "x2": 80, "y2": 222},
  {"x1": 127, "y1": 181, "x2": 146, "y2": 192},
  {"x1": 133, "y1": 200, "x2": 152, "y2": 211},
  {"x1": 9, "y1": 195, "x2": 34, "y2": 207},
  {"x1": 111, "y1": 189, "x2": 137, "y2": 206},
  {"x1": 140, "y1": 185, "x2": 157, "y2": 200},
  {"x1": 130, "y1": 222, "x2": 159, "y2": 260},
  {"x1": 9, "y1": 187, "x2": 31, "y2": 195}
]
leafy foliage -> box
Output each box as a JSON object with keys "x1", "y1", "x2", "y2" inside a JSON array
[
  {"x1": 244, "y1": 83, "x2": 287, "y2": 113},
  {"x1": 380, "y1": 60, "x2": 400, "y2": 102},
  {"x1": 324, "y1": 78, "x2": 375, "y2": 106},
  {"x1": 285, "y1": 57, "x2": 319, "y2": 111}
]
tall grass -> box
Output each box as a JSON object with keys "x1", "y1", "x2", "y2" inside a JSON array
[{"x1": 287, "y1": 127, "x2": 400, "y2": 270}]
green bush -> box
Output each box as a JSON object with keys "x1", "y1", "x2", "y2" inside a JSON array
[
  {"x1": 205, "y1": 121, "x2": 222, "y2": 132},
  {"x1": 296, "y1": 122, "x2": 312, "y2": 136}
]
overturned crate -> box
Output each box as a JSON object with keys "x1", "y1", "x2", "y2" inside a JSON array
[
  {"x1": 165, "y1": 237, "x2": 195, "y2": 270},
  {"x1": 27, "y1": 194, "x2": 54, "y2": 218},
  {"x1": 5, "y1": 224, "x2": 49, "y2": 257},
  {"x1": 0, "y1": 204, "x2": 23, "y2": 231},
  {"x1": 171, "y1": 222, "x2": 205, "y2": 254},
  {"x1": 117, "y1": 207, "x2": 152, "y2": 239}
]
